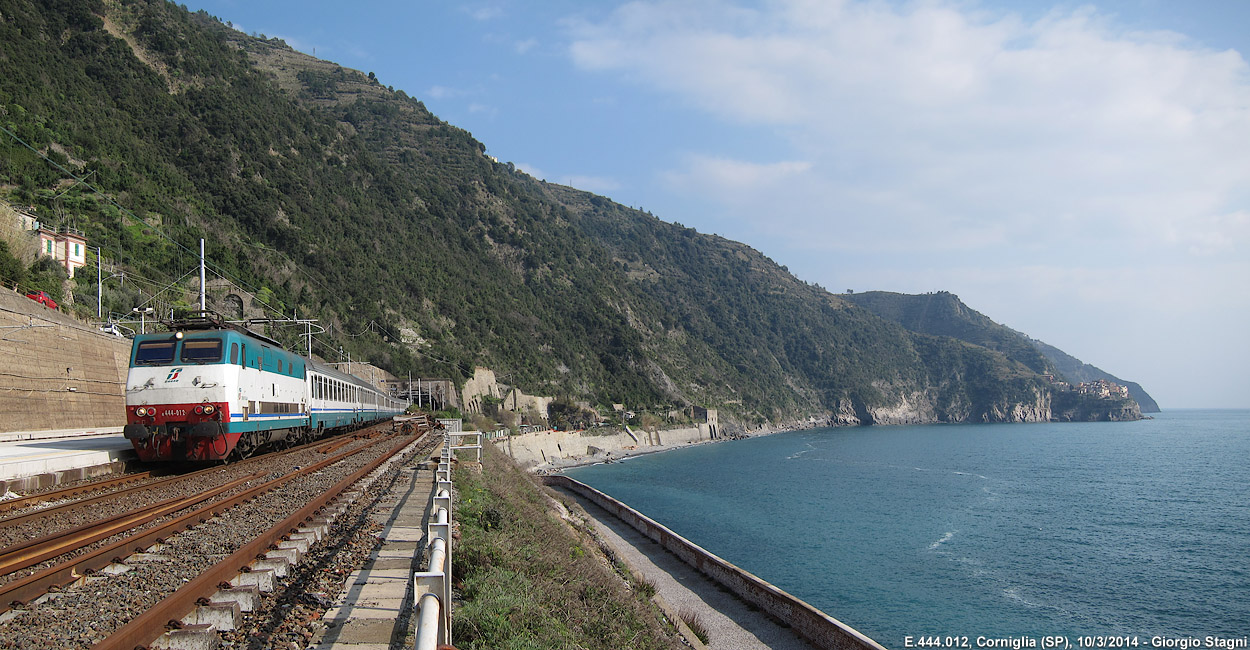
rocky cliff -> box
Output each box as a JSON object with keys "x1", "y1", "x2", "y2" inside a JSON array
[
  {"x1": 1050, "y1": 392, "x2": 1144, "y2": 422},
  {"x1": 826, "y1": 381, "x2": 1139, "y2": 426}
]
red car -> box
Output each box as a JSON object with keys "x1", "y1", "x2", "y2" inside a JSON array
[{"x1": 25, "y1": 291, "x2": 58, "y2": 309}]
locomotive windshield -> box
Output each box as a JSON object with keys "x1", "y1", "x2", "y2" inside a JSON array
[
  {"x1": 134, "y1": 340, "x2": 176, "y2": 365},
  {"x1": 181, "y1": 338, "x2": 224, "y2": 363}
]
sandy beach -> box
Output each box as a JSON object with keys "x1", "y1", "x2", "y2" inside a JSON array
[
  {"x1": 516, "y1": 425, "x2": 797, "y2": 474},
  {"x1": 534, "y1": 434, "x2": 725, "y2": 473}
]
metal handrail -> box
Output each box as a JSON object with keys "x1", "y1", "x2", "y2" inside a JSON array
[
  {"x1": 450, "y1": 431, "x2": 483, "y2": 462},
  {"x1": 414, "y1": 434, "x2": 456, "y2": 649}
]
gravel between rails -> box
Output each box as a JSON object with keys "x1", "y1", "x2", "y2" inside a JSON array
[
  {"x1": 0, "y1": 432, "x2": 428, "y2": 650},
  {"x1": 0, "y1": 437, "x2": 377, "y2": 589}
]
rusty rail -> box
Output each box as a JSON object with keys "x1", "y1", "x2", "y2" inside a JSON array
[
  {"x1": 93, "y1": 432, "x2": 424, "y2": 650},
  {"x1": 0, "y1": 472, "x2": 263, "y2": 576},
  {"x1": 0, "y1": 472, "x2": 152, "y2": 515},
  {"x1": 0, "y1": 431, "x2": 399, "y2": 614},
  {"x1": 0, "y1": 465, "x2": 239, "y2": 531}
]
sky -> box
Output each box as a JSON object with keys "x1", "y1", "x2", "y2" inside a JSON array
[{"x1": 182, "y1": 0, "x2": 1250, "y2": 409}]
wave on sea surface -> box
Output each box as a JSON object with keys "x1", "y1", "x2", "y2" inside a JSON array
[
  {"x1": 567, "y1": 412, "x2": 1250, "y2": 642},
  {"x1": 928, "y1": 531, "x2": 956, "y2": 550}
]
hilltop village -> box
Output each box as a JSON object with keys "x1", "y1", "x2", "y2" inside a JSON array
[{"x1": 1044, "y1": 375, "x2": 1132, "y2": 400}]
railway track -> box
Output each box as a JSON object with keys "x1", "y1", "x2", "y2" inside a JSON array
[
  {"x1": 0, "y1": 432, "x2": 375, "y2": 580},
  {"x1": 0, "y1": 422, "x2": 442, "y2": 649},
  {"x1": 0, "y1": 472, "x2": 154, "y2": 516}
]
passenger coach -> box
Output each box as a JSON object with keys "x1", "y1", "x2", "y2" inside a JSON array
[{"x1": 123, "y1": 316, "x2": 407, "y2": 462}]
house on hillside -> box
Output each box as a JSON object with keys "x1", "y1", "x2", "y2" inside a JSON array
[
  {"x1": 35, "y1": 225, "x2": 88, "y2": 278},
  {"x1": 1076, "y1": 379, "x2": 1129, "y2": 399}
]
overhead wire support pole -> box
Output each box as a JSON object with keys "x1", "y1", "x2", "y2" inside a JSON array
[
  {"x1": 198, "y1": 240, "x2": 204, "y2": 311},
  {"x1": 97, "y1": 247, "x2": 102, "y2": 319}
]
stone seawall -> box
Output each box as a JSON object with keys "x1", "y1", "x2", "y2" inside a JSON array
[
  {"x1": 544, "y1": 475, "x2": 886, "y2": 650},
  {"x1": 495, "y1": 426, "x2": 708, "y2": 469},
  {"x1": 0, "y1": 288, "x2": 130, "y2": 432}
]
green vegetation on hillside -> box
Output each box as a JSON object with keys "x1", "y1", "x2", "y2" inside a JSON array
[
  {"x1": 843, "y1": 291, "x2": 1058, "y2": 375},
  {"x1": 0, "y1": 0, "x2": 1145, "y2": 426},
  {"x1": 846, "y1": 290, "x2": 1151, "y2": 415}
]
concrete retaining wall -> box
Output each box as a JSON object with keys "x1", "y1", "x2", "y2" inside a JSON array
[
  {"x1": 497, "y1": 426, "x2": 706, "y2": 469},
  {"x1": 543, "y1": 475, "x2": 887, "y2": 650},
  {"x1": 0, "y1": 288, "x2": 130, "y2": 432}
]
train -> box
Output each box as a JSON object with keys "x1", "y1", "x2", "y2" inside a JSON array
[{"x1": 123, "y1": 314, "x2": 409, "y2": 462}]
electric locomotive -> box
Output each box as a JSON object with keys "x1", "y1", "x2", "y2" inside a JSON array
[{"x1": 123, "y1": 314, "x2": 407, "y2": 462}]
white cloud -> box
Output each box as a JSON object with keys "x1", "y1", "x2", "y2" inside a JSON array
[
  {"x1": 467, "y1": 103, "x2": 498, "y2": 118},
  {"x1": 427, "y1": 85, "x2": 464, "y2": 100},
  {"x1": 663, "y1": 155, "x2": 812, "y2": 195},
  {"x1": 557, "y1": 174, "x2": 623, "y2": 194},
  {"x1": 514, "y1": 162, "x2": 545, "y2": 180},
  {"x1": 466, "y1": 5, "x2": 504, "y2": 21},
  {"x1": 565, "y1": 0, "x2": 1250, "y2": 405},
  {"x1": 515, "y1": 38, "x2": 539, "y2": 54},
  {"x1": 566, "y1": 0, "x2": 1250, "y2": 260}
]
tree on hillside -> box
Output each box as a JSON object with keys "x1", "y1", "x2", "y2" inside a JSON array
[
  {"x1": 0, "y1": 240, "x2": 25, "y2": 287},
  {"x1": 23, "y1": 257, "x2": 67, "y2": 301}
]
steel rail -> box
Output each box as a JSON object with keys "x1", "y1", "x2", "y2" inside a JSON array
[
  {"x1": 0, "y1": 472, "x2": 265, "y2": 576},
  {"x1": 0, "y1": 472, "x2": 153, "y2": 515},
  {"x1": 0, "y1": 465, "x2": 239, "y2": 530},
  {"x1": 0, "y1": 429, "x2": 400, "y2": 614},
  {"x1": 1, "y1": 431, "x2": 352, "y2": 527},
  {"x1": 93, "y1": 432, "x2": 426, "y2": 650}
]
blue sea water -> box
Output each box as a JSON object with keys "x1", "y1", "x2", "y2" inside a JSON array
[{"x1": 565, "y1": 410, "x2": 1250, "y2": 647}]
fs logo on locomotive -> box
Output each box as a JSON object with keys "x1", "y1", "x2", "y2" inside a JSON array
[{"x1": 165, "y1": 367, "x2": 183, "y2": 382}]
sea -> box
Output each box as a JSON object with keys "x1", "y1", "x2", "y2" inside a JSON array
[{"x1": 565, "y1": 410, "x2": 1250, "y2": 648}]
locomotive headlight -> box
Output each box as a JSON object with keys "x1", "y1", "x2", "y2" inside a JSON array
[
  {"x1": 194, "y1": 405, "x2": 204, "y2": 415},
  {"x1": 135, "y1": 406, "x2": 149, "y2": 417},
  {"x1": 203, "y1": 404, "x2": 215, "y2": 415}
]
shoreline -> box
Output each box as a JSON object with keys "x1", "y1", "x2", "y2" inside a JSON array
[
  {"x1": 529, "y1": 426, "x2": 793, "y2": 474},
  {"x1": 520, "y1": 411, "x2": 1157, "y2": 475}
]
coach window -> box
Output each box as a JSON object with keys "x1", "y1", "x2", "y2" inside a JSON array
[
  {"x1": 278, "y1": 359, "x2": 284, "y2": 374},
  {"x1": 230, "y1": 343, "x2": 239, "y2": 365}
]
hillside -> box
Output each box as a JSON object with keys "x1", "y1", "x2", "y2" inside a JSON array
[
  {"x1": 0, "y1": 0, "x2": 1146, "y2": 427},
  {"x1": 842, "y1": 291, "x2": 1059, "y2": 375},
  {"x1": 844, "y1": 291, "x2": 1152, "y2": 417},
  {"x1": 1031, "y1": 339, "x2": 1160, "y2": 413}
]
